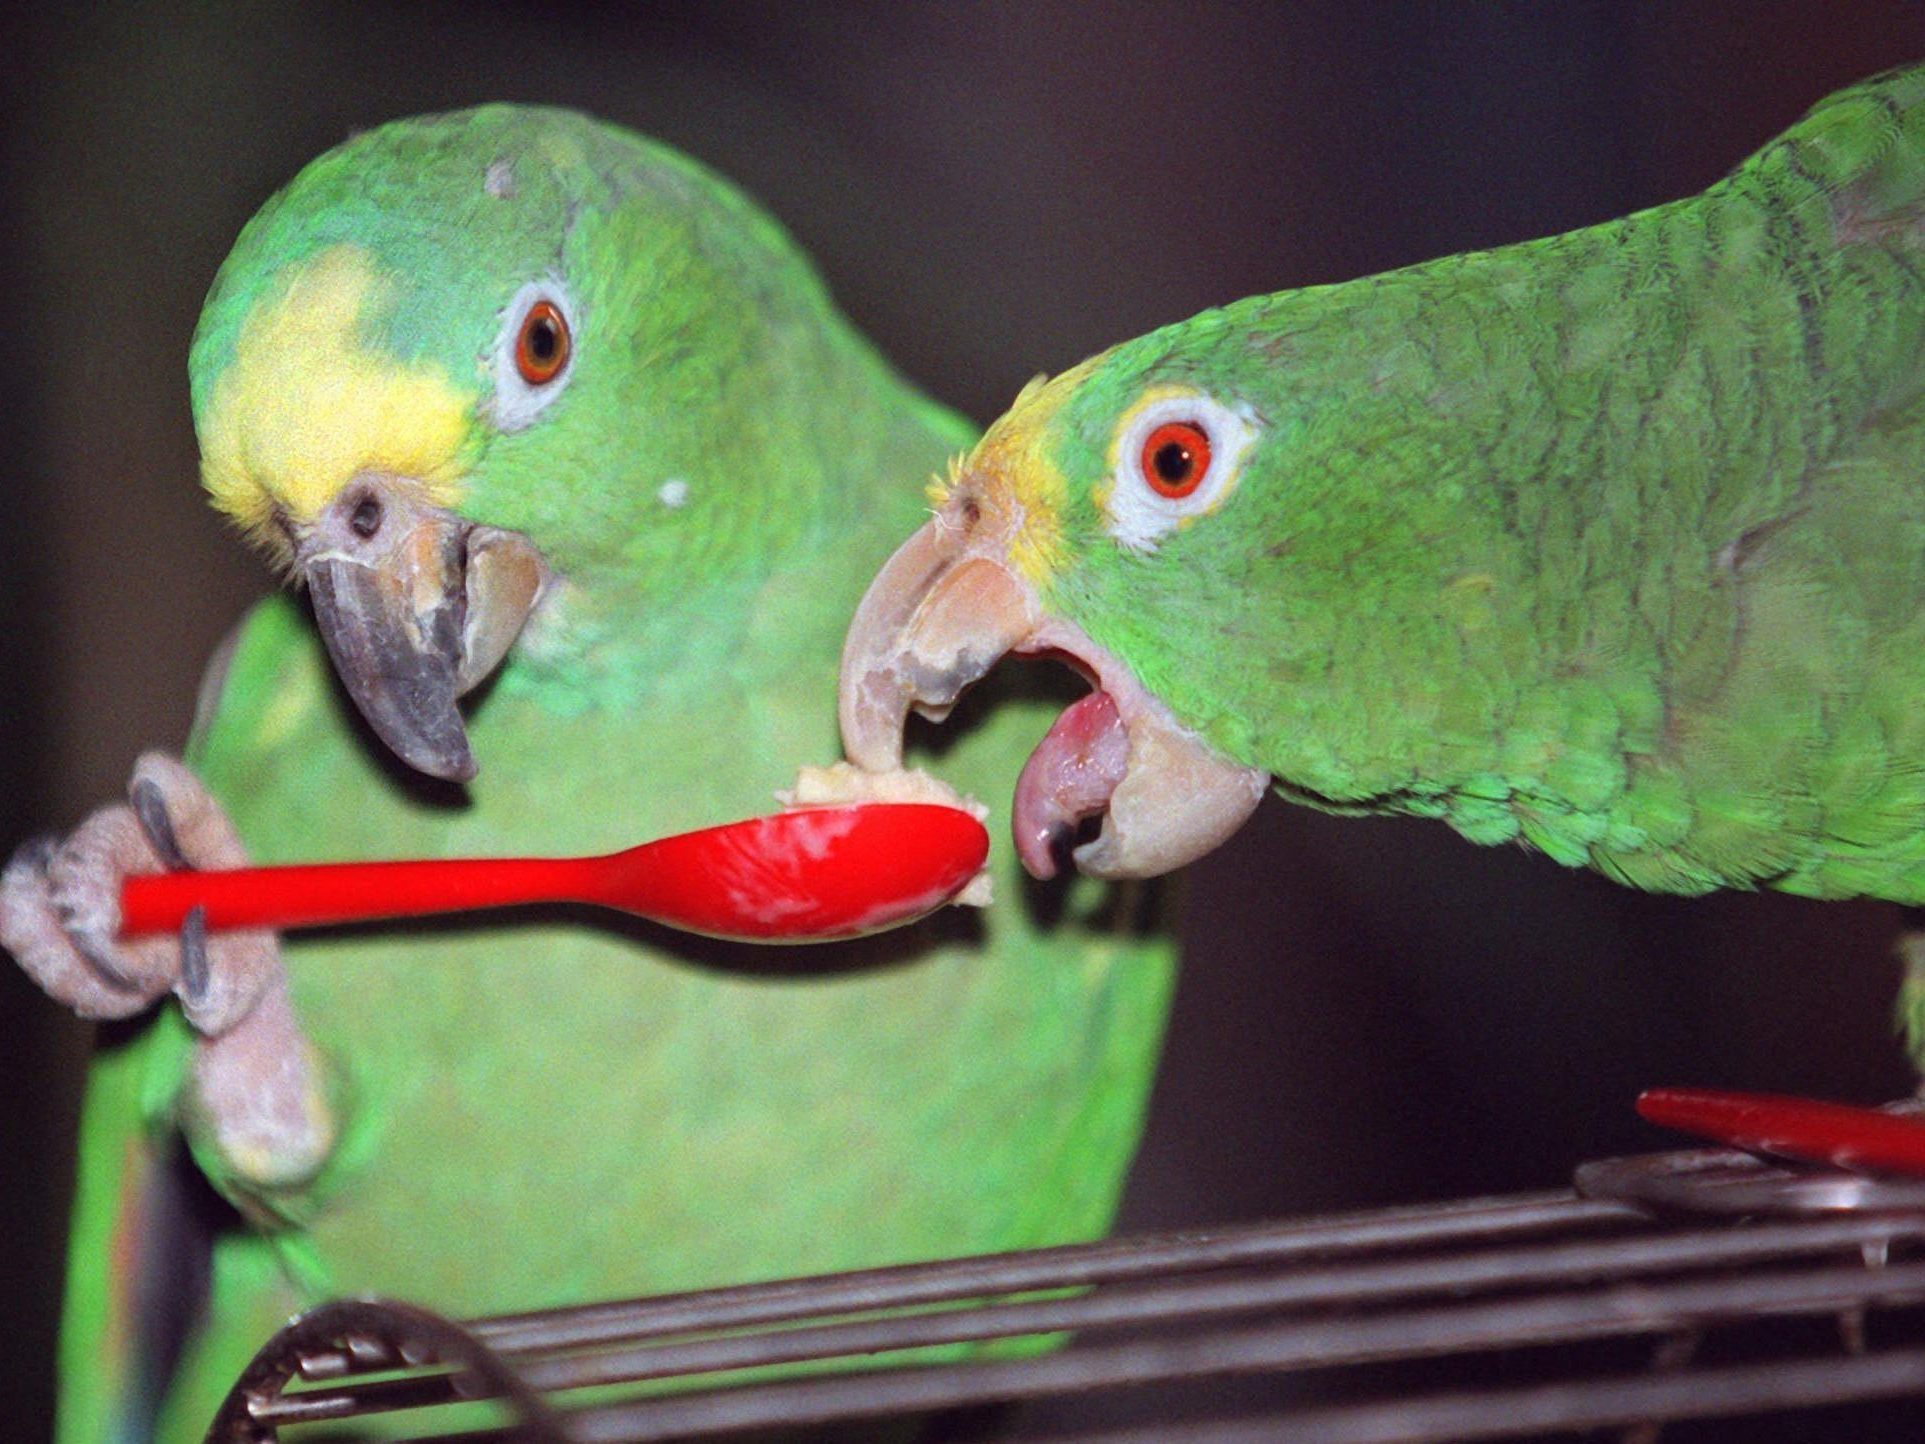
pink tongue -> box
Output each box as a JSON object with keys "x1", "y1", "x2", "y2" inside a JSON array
[{"x1": 1013, "y1": 690, "x2": 1130, "y2": 880}]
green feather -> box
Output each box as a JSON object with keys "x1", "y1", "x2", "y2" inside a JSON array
[
  {"x1": 63, "y1": 108, "x2": 1173, "y2": 1441},
  {"x1": 1013, "y1": 65, "x2": 1925, "y2": 905}
]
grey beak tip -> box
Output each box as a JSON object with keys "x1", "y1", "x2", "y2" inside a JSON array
[
  {"x1": 391, "y1": 735, "x2": 479, "y2": 786},
  {"x1": 422, "y1": 756, "x2": 480, "y2": 785}
]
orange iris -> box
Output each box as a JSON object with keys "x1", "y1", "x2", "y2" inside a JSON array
[
  {"x1": 515, "y1": 300, "x2": 571, "y2": 385},
  {"x1": 1140, "y1": 421, "x2": 1211, "y2": 499}
]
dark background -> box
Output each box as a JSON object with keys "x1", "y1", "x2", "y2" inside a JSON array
[{"x1": 4, "y1": 2, "x2": 1925, "y2": 1435}]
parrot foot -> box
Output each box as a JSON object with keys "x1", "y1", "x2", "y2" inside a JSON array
[{"x1": 1, "y1": 752, "x2": 336, "y2": 1196}]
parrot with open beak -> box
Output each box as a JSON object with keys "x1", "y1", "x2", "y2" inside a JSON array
[{"x1": 844, "y1": 66, "x2": 1925, "y2": 911}]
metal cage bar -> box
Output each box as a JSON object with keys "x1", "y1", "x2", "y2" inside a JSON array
[{"x1": 209, "y1": 1143, "x2": 1925, "y2": 1442}]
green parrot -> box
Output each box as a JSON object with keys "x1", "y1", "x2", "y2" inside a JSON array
[
  {"x1": 0, "y1": 108, "x2": 1172, "y2": 1441},
  {"x1": 842, "y1": 68, "x2": 1925, "y2": 1031}
]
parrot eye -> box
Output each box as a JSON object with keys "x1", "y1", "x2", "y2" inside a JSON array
[
  {"x1": 514, "y1": 301, "x2": 570, "y2": 385},
  {"x1": 491, "y1": 279, "x2": 579, "y2": 432},
  {"x1": 1140, "y1": 422, "x2": 1212, "y2": 499},
  {"x1": 1105, "y1": 392, "x2": 1259, "y2": 553}
]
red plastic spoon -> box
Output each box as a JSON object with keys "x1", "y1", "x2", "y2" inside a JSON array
[
  {"x1": 118, "y1": 803, "x2": 988, "y2": 945},
  {"x1": 1637, "y1": 1086, "x2": 1925, "y2": 1178}
]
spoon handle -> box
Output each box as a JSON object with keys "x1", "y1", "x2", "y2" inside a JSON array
[{"x1": 120, "y1": 855, "x2": 597, "y2": 936}]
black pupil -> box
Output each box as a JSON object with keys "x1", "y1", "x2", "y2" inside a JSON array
[
  {"x1": 527, "y1": 316, "x2": 559, "y2": 364},
  {"x1": 1152, "y1": 440, "x2": 1194, "y2": 485}
]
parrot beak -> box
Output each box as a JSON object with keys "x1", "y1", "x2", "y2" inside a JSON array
[
  {"x1": 297, "y1": 475, "x2": 550, "y2": 782},
  {"x1": 840, "y1": 486, "x2": 1268, "y2": 880}
]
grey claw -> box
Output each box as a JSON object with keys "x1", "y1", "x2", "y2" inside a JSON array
[
  {"x1": 131, "y1": 778, "x2": 193, "y2": 872},
  {"x1": 70, "y1": 925, "x2": 139, "y2": 992},
  {"x1": 180, "y1": 905, "x2": 209, "y2": 1004}
]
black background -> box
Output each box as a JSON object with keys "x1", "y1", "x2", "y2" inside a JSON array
[{"x1": 4, "y1": 3, "x2": 1925, "y2": 1435}]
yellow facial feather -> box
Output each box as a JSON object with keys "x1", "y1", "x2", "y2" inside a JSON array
[
  {"x1": 198, "y1": 245, "x2": 475, "y2": 541},
  {"x1": 943, "y1": 360, "x2": 1098, "y2": 587}
]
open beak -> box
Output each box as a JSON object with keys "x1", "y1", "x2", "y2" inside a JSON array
[
  {"x1": 839, "y1": 484, "x2": 1267, "y2": 881},
  {"x1": 297, "y1": 475, "x2": 549, "y2": 782}
]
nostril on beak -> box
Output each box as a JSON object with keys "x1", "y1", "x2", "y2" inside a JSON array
[{"x1": 349, "y1": 493, "x2": 384, "y2": 539}]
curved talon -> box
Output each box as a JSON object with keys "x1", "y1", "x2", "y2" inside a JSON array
[
  {"x1": 47, "y1": 837, "x2": 143, "y2": 992},
  {"x1": 71, "y1": 928, "x2": 141, "y2": 992},
  {"x1": 180, "y1": 905, "x2": 210, "y2": 1005},
  {"x1": 69, "y1": 927, "x2": 137, "y2": 990},
  {"x1": 131, "y1": 776, "x2": 193, "y2": 872},
  {"x1": 129, "y1": 777, "x2": 213, "y2": 1000}
]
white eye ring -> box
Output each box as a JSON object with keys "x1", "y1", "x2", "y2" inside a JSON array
[
  {"x1": 1104, "y1": 391, "x2": 1258, "y2": 553},
  {"x1": 490, "y1": 277, "x2": 578, "y2": 432}
]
